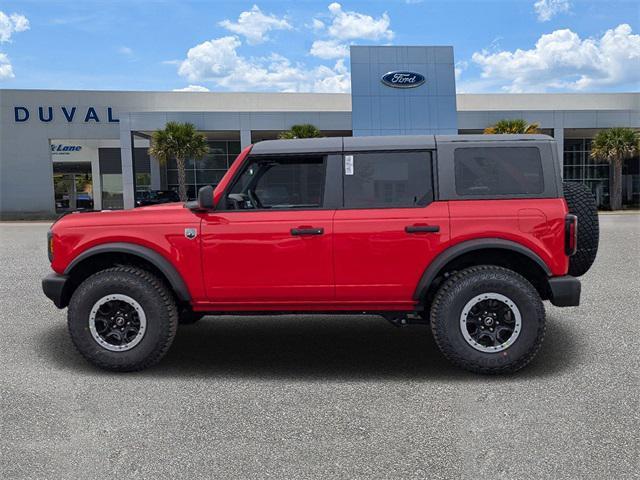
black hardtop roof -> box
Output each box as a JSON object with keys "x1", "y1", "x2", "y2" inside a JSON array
[
  {"x1": 251, "y1": 137, "x2": 342, "y2": 155},
  {"x1": 250, "y1": 134, "x2": 553, "y2": 155},
  {"x1": 436, "y1": 134, "x2": 553, "y2": 142}
]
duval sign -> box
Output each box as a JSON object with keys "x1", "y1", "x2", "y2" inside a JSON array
[
  {"x1": 381, "y1": 71, "x2": 426, "y2": 88},
  {"x1": 14, "y1": 106, "x2": 119, "y2": 123}
]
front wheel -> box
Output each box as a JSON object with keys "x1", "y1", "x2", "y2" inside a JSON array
[
  {"x1": 68, "y1": 266, "x2": 178, "y2": 371},
  {"x1": 430, "y1": 266, "x2": 546, "y2": 374}
]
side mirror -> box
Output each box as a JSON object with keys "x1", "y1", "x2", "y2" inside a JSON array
[
  {"x1": 187, "y1": 185, "x2": 214, "y2": 211},
  {"x1": 198, "y1": 185, "x2": 215, "y2": 209}
]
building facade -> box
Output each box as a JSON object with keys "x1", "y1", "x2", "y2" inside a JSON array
[{"x1": 1, "y1": 46, "x2": 638, "y2": 218}]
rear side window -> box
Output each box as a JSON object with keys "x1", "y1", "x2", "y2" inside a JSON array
[
  {"x1": 454, "y1": 147, "x2": 544, "y2": 196},
  {"x1": 343, "y1": 151, "x2": 433, "y2": 208}
]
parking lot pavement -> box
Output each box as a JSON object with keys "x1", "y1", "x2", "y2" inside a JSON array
[{"x1": 1, "y1": 215, "x2": 638, "y2": 479}]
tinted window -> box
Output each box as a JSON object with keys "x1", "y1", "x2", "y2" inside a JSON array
[
  {"x1": 343, "y1": 151, "x2": 433, "y2": 208},
  {"x1": 454, "y1": 147, "x2": 544, "y2": 196},
  {"x1": 229, "y1": 156, "x2": 325, "y2": 209}
]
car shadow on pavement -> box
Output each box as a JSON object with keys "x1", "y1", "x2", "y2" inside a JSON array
[{"x1": 39, "y1": 313, "x2": 578, "y2": 381}]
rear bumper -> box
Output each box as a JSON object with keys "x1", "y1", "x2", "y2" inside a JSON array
[
  {"x1": 548, "y1": 275, "x2": 581, "y2": 307},
  {"x1": 42, "y1": 273, "x2": 71, "y2": 309}
]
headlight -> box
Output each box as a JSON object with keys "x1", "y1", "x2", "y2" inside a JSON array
[{"x1": 47, "y1": 231, "x2": 54, "y2": 262}]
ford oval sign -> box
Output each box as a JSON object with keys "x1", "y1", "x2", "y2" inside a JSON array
[{"x1": 381, "y1": 71, "x2": 425, "y2": 89}]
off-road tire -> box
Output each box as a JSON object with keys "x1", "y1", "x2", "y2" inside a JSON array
[
  {"x1": 563, "y1": 182, "x2": 599, "y2": 277},
  {"x1": 431, "y1": 265, "x2": 546, "y2": 374},
  {"x1": 178, "y1": 307, "x2": 205, "y2": 325},
  {"x1": 68, "y1": 266, "x2": 178, "y2": 371}
]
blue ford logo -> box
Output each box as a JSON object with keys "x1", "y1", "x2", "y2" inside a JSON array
[{"x1": 381, "y1": 71, "x2": 426, "y2": 88}]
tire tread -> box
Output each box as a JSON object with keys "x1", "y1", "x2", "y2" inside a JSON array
[
  {"x1": 68, "y1": 265, "x2": 178, "y2": 372},
  {"x1": 430, "y1": 265, "x2": 546, "y2": 374},
  {"x1": 563, "y1": 182, "x2": 599, "y2": 277}
]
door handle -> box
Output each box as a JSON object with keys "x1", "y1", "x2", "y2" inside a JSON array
[
  {"x1": 291, "y1": 227, "x2": 324, "y2": 236},
  {"x1": 405, "y1": 225, "x2": 440, "y2": 234}
]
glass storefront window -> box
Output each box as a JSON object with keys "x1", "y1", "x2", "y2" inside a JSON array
[
  {"x1": 167, "y1": 169, "x2": 196, "y2": 185},
  {"x1": 133, "y1": 147, "x2": 152, "y2": 193},
  {"x1": 99, "y1": 148, "x2": 124, "y2": 209},
  {"x1": 101, "y1": 174, "x2": 123, "y2": 209},
  {"x1": 195, "y1": 170, "x2": 226, "y2": 184},
  {"x1": 136, "y1": 173, "x2": 151, "y2": 191},
  {"x1": 52, "y1": 162, "x2": 93, "y2": 213},
  {"x1": 563, "y1": 138, "x2": 610, "y2": 209},
  {"x1": 167, "y1": 157, "x2": 196, "y2": 169},
  {"x1": 165, "y1": 140, "x2": 240, "y2": 199}
]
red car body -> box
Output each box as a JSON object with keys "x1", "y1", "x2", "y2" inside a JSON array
[{"x1": 48, "y1": 145, "x2": 570, "y2": 313}]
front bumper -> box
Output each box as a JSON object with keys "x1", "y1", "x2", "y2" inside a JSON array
[
  {"x1": 42, "y1": 273, "x2": 71, "y2": 309},
  {"x1": 548, "y1": 275, "x2": 581, "y2": 307}
]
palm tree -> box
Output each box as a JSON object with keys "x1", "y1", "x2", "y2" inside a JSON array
[
  {"x1": 590, "y1": 127, "x2": 640, "y2": 210},
  {"x1": 484, "y1": 119, "x2": 540, "y2": 134},
  {"x1": 278, "y1": 124, "x2": 322, "y2": 139},
  {"x1": 148, "y1": 122, "x2": 209, "y2": 202}
]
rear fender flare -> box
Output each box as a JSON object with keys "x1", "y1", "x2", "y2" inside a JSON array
[{"x1": 413, "y1": 238, "x2": 552, "y2": 300}]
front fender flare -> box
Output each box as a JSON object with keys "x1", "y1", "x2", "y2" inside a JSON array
[
  {"x1": 64, "y1": 242, "x2": 191, "y2": 302},
  {"x1": 413, "y1": 238, "x2": 552, "y2": 300}
]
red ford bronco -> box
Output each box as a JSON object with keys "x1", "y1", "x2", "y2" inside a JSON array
[{"x1": 43, "y1": 135, "x2": 599, "y2": 374}]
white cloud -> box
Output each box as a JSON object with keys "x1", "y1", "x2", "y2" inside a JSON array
[
  {"x1": 471, "y1": 24, "x2": 640, "y2": 92},
  {"x1": 454, "y1": 60, "x2": 468, "y2": 81},
  {"x1": 179, "y1": 4, "x2": 399, "y2": 92},
  {"x1": 0, "y1": 52, "x2": 14, "y2": 79},
  {"x1": 324, "y1": 3, "x2": 393, "y2": 41},
  {"x1": 311, "y1": 18, "x2": 325, "y2": 31},
  {"x1": 310, "y1": 39, "x2": 349, "y2": 60},
  {"x1": 0, "y1": 11, "x2": 29, "y2": 43},
  {"x1": 178, "y1": 36, "x2": 243, "y2": 82},
  {"x1": 177, "y1": 35, "x2": 350, "y2": 93},
  {"x1": 311, "y1": 59, "x2": 350, "y2": 93},
  {"x1": 219, "y1": 5, "x2": 291, "y2": 45},
  {"x1": 173, "y1": 85, "x2": 210, "y2": 92},
  {"x1": 118, "y1": 46, "x2": 133, "y2": 56},
  {"x1": 0, "y1": 12, "x2": 28, "y2": 80},
  {"x1": 308, "y1": 3, "x2": 393, "y2": 59},
  {"x1": 533, "y1": 0, "x2": 571, "y2": 22}
]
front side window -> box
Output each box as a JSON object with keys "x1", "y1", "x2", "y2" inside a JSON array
[
  {"x1": 454, "y1": 147, "x2": 544, "y2": 196},
  {"x1": 343, "y1": 151, "x2": 433, "y2": 208},
  {"x1": 227, "y1": 155, "x2": 325, "y2": 209}
]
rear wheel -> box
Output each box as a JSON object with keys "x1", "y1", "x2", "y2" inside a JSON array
[
  {"x1": 563, "y1": 182, "x2": 599, "y2": 277},
  {"x1": 431, "y1": 266, "x2": 546, "y2": 374},
  {"x1": 68, "y1": 266, "x2": 178, "y2": 371}
]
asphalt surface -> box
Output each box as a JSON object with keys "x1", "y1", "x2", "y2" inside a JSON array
[{"x1": 1, "y1": 215, "x2": 638, "y2": 479}]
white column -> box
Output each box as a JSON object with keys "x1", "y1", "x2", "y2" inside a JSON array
[
  {"x1": 554, "y1": 127, "x2": 565, "y2": 175},
  {"x1": 240, "y1": 129, "x2": 252, "y2": 148},
  {"x1": 119, "y1": 116, "x2": 136, "y2": 209},
  {"x1": 91, "y1": 150, "x2": 102, "y2": 210}
]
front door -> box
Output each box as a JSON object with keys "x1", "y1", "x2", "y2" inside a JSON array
[
  {"x1": 201, "y1": 153, "x2": 335, "y2": 306},
  {"x1": 333, "y1": 150, "x2": 449, "y2": 304}
]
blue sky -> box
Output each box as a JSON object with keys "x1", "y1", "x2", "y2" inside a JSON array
[{"x1": 0, "y1": 0, "x2": 638, "y2": 93}]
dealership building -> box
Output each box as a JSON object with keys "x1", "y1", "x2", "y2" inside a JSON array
[{"x1": 1, "y1": 45, "x2": 638, "y2": 218}]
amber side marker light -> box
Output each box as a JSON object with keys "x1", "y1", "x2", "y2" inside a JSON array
[{"x1": 47, "y1": 231, "x2": 54, "y2": 262}]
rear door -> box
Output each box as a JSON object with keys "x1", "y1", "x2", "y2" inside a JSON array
[
  {"x1": 333, "y1": 150, "x2": 450, "y2": 304},
  {"x1": 200, "y1": 153, "x2": 339, "y2": 304}
]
